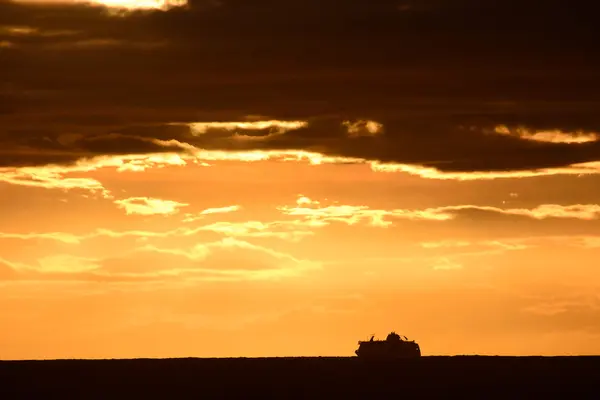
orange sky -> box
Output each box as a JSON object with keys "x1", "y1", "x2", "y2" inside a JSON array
[
  {"x1": 2, "y1": 152, "x2": 600, "y2": 359},
  {"x1": 2, "y1": 0, "x2": 600, "y2": 359}
]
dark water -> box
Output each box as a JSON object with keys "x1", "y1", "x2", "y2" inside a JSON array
[{"x1": 1, "y1": 356, "x2": 599, "y2": 398}]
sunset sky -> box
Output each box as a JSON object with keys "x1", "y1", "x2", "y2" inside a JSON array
[{"x1": 1, "y1": 0, "x2": 600, "y2": 359}]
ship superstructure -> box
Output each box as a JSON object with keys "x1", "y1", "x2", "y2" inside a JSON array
[{"x1": 355, "y1": 331, "x2": 421, "y2": 358}]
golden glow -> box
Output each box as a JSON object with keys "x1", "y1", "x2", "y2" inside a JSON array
[
  {"x1": 343, "y1": 120, "x2": 384, "y2": 137},
  {"x1": 36, "y1": 255, "x2": 100, "y2": 273},
  {"x1": 114, "y1": 197, "x2": 189, "y2": 216},
  {"x1": 494, "y1": 125, "x2": 599, "y2": 144},
  {"x1": 183, "y1": 206, "x2": 242, "y2": 223},
  {"x1": 371, "y1": 160, "x2": 600, "y2": 180},
  {"x1": 278, "y1": 198, "x2": 600, "y2": 225},
  {"x1": 0, "y1": 25, "x2": 76, "y2": 37},
  {"x1": 93, "y1": 0, "x2": 186, "y2": 9},
  {"x1": 185, "y1": 120, "x2": 309, "y2": 135},
  {"x1": 3, "y1": 169, "x2": 600, "y2": 357},
  {"x1": 0, "y1": 26, "x2": 38, "y2": 35},
  {"x1": 4, "y1": 148, "x2": 600, "y2": 201},
  {"x1": 11, "y1": 0, "x2": 188, "y2": 10}
]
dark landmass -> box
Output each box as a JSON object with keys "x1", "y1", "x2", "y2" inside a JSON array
[{"x1": 1, "y1": 356, "x2": 599, "y2": 399}]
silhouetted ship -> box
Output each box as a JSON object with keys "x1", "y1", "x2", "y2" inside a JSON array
[{"x1": 355, "y1": 331, "x2": 421, "y2": 358}]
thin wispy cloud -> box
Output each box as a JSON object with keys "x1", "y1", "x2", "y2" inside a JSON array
[
  {"x1": 182, "y1": 205, "x2": 242, "y2": 223},
  {"x1": 185, "y1": 120, "x2": 309, "y2": 135},
  {"x1": 494, "y1": 126, "x2": 599, "y2": 144},
  {"x1": 278, "y1": 197, "x2": 600, "y2": 226},
  {"x1": 114, "y1": 197, "x2": 189, "y2": 216}
]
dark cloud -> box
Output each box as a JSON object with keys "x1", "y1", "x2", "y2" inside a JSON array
[
  {"x1": 0, "y1": 130, "x2": 189, "y2": 167},
  {"x1": 2, "y1": 0, "x2": 599, "y2": 172}
]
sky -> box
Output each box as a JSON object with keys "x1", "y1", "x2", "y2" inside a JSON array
[{"x1": 1, "y1": 0, "x2": 600, "y2": 359}]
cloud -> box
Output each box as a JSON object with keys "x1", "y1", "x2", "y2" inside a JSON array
[
  {"x1": 420, "y1": 239, "x2": 529, "y2": 252},
  {"x1": 0, "y1": 132, "x2": 192, "y2": 169},
  {"x1": 10, "y1": 0, "x2": 188, "y2": 11},
  {"x1": 0, "y1": 168, "x2": 109, "y2": 196},
  {"x1": 1, "y1": 238, "x2": 320, "y2": 283},
  {"x1": 421, "y1": 235, "x2": 600, "y2": 255},
  {"x1": 431, "y1": 257, "x2": 463, "y2": 271},
  {"x1": 0, "y1": 25, "x2": 76, "y2": 37},
  {"x1": 414, "y1": 239, "x2": 535, "y2": 262},
  {"x1": 0, "y1": 219, "x2": 315, "y2": 247},
  {"x1": 371, "y1": 161, "x2": 600, "y2": 181},
  {"x1": 3, "y1": 120, "x2": 600, "y2": 182},
  {"x1": 0, "y1": 231, "x2": 82, "y2": 244},
  {"x1": 2, "y1": 144, "x2": 600, "y2": 190},
  {"x1": 0, "y1": 145, "x2": 370, "y2": 194},
  {"x1": 1, "y1": 0, "x2": 598, "y2": 178},
  {"x1": 0, "y1": 152, "x2": 189, "y2": 194},
  {"x1": 501, "y1": 204, "x2": 600, "y2": 220},
  {"x1": 521, "y1": 299, "x2": 600, "y2": 317},
  {"x1": 197, "y1": 221, "x2": 316, "y2": 241},
  {"x1": 2, "y1": 199, "x2": 599, "y2": 257},
  {"x1": 185, "y1": 120, "x2": 308, "y2": 136},
  {"x1": 343, "y1": 120, "x2": 383, "y2": 137},
  {"x1": 428, "y1": 204, "x2": 600, "y2": 221},
  {"x1": 296, "y1": 196, "x2": 320, "y2": 206},
  {"x1": 420, "y1": 240, "x2": 472, "y2": 249},
  {"x1": 201, "y1": 205, "x2": 241, "y2": 215},
  {"x1": 35, "y1": 254, "x2": 100, "y2": 273},
  {"x1": 278, "y1": 203, "x2": 397, "y2": 227},
  {"x1": 494, "y1": 126, "x2": 599, "y2": 144},
  {"x1": 182, "y1": 205, "x2": 241, "y2": 223},
  {"x1": 278, "y1": 198, "x2": 600, "y2": 227},
  {"x1": 95, "y1": 0, "x2": 187, "y2": 11},
  {"x1": 114, "y1": 197, "x2": 189, "y2": 216}
]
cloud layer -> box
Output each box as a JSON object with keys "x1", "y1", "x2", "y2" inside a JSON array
[{"x1": 1, "y1": 0, "x2": 599, "y2": 178}]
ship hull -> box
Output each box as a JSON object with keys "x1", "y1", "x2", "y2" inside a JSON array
[
  {"x1": 355, "y1": 350, "x2": 421, "y2": 358},
  {"x1": 355, "y1": 341, "x2": 421, "y2": 358}
]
